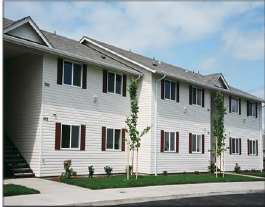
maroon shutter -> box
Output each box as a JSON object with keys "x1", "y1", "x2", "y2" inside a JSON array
[
  {"x1": 55, "y1": 123, "x2": 61, "y2": 150},
  {"x1": 122, "y1": 129, "x2": 126, "y2": 151},
  {"x1": 239, "y1": 138, "x2": 241, "y2": 155},
  {"x1": 247, "y1": 139, "x2": 250, "y2": 155},
  {"x1": 80, "y1": 125, "x2": 86, "y2": 150},
  {"x1": 82, "y1": 64, "x2": 87, "y2": 89},
  {"x1": 103, "y1": 70, "x2": 107, "y2": 93},
  {"x1": 229, "y1": 137, "x2": 232, "y2": 154},
  {"x1": 189, "y1": 133, "x2": 192, "y2": 153},
  {"x1": 202, "y1": 89, "x2": 205, "y2": 107},
  {"x1": 255, "y1": 103, "x2": 258, "y2": 118},
  {"x1": 161, "y1": 130, "x2": 164, "y2": 152},
  {"x1": 189, "y1": 86, "x2": 192, "y2": 105},
  {"x1": 176, "y1": 132, "x2": 179, "y2": 153},
  {"x1": 256, "y1": 140, "x2": 258, "y2": 156},
  {"x1": 176, "y1": 82, "x2": 179, "y2": 102},
  {"x1": 238, "y1": 98, "x2": 241, "y2": 115},
  {"x1": 229, "y1": 96, "x2": 231, "y2": 113},
  {"x1": 102, "y1": 127, "x2": 106, "y2": 151},
  {"x1": 122, "y1": 74, "x2": 127, "y2": 97},
  {"x1": 202, "y1": 134, "x2": 205, "y2": 154},
  {"x1": 247, "y1": 101, "x2": 249, "y2": 116},
  {"x1": 161, "y1": 79, "x2": 164, "y2": 100},
  {"x1": 57, "y1": 58, "x2": 63, "y2": 85}
]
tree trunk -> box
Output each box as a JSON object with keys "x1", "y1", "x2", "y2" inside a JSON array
[
  {"x1": 219, "y1": 153, "x2": 222, "y2": 174},
  {"x1": 215, "y1": 137, "x2": 217, "y2": 178},
  {"x1": 131, "y1": 148, "x2": 134, "y2": 177},
  {"x1": 127, "y1": 140, "x2": 130, "y2": 180},
  {"x1": 136, "y1": 147, "x2": 139, "y2": 179}
]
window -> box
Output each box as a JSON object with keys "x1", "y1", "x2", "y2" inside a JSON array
[
  {"x1": 107, "y1": 72, "x2": 122, "y2": 95},
  {"x1": 63, "y1": 61, "x2": 82, "y2": 87},
  {"x1": 249, "y1": 102, "x2": 257, "y2": 117},
  {"x1": 192, "y1": 87, "x2": 202, "y2": 106},
  {"x1": 106, "y1": 128, "x2": 121, "y2": 150},
  {"x1": 232, "y1": 138, "x2": 239, "y2": 154},
  {"x1": 164, "y1": 80, "x2": 176, "y2": 100},
  {"x1": 61, "y1": 124, "x2": 80, "y2": 149},
  {"x1": 164, "y1": 132, "x2": 175, "y2": 152},
  {"x1": 192, "y1": 134, "x2": 202, "y2": 153},
  {"x1": 231, "y1": 98, "x2": 239, "y2": 113},
  {"x1": 249, "y1": 140, "x2": 256, "y2": 155}
]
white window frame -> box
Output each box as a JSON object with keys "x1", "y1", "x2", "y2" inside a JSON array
[
  {"x1": 62, "y1": 60, "x2": 83, "y2": 88},
  {"x1": 232, "y1": 138, "x2": 239, "y2": 154},
  {"x1": 106, "y1": 128, "x2": 122, "y2": 151},
  {"x1": 60, "y1": 124, "x2": 81, "y2": 150},
  {"x1": 192, "y1": 134, "x2": 202, "y2": 153},
  {"x1": 249, "y1": 102, "x2": 257, "y2": 117},
  {"x1": 107, "y1": 72, "x2": 123, "y2": 95},
  {"x1": 192, "y1": 87, "x2": 202, "y2": 106},
  {"x1": 164, "y1": 79, "x2": 176, "y2": 101},
  {"x1": 231, "y1": 97, "x2": 239, "y2": 114},
  {"x1": 164, "y1": 131, "x2": 176, "y2": 152},
  {"x1": 249, "y1": 140, "x2": 257, "y2": 155}
]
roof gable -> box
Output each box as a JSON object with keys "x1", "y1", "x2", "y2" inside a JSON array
[
  {"x1": 213, "y1": 74, "x2": 230, "y2": 90},
  {"x1": 4, "y1": 17, "x2": 53, "y2": 48}
]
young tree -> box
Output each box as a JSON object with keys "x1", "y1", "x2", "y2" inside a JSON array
[
  {"x1": 210, "y1": 91, "x2": 228, "y2": 177},
  {"x1": 125, "y1": 78, "x2": 151, "y2": 179}
]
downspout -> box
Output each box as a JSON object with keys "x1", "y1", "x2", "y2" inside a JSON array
[
  {"x1": 136, "y1": 74, "x2": 141, "y2": 81},
  {"x1": 155, "y1": 74, "x2": 166, "y2": 176}
]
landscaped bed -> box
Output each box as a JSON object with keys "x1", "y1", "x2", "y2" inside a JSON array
[
  {"x1": 60, "y1": 173, "x2": 264, "y2": 190},
  {"x1": 4, "y1": 184, "x2": 40, "y2": 197},
  {"x1": 240, "y1": 172, "x2": 265, "y2": 178}
]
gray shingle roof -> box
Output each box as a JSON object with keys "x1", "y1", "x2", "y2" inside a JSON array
[{"x1": 83, "y1": 37, "x2": 262, "y2": 101}]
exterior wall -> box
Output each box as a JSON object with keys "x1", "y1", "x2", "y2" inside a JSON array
[
  {"x1": 222, "y1": 95, "x2": 263, "y2": 171},
  {"x1": 7, "y1": 23, "x2": 45, "y2": 45},
  {"x1": 151, "y1": 74, "x2": 211, "y2": 174},
  {"x1": 4, "y1": 53, "x2": 43, "y2": 177},
  {"x1": 41, "y1": 53, "x2": 133, "y2": 177}
]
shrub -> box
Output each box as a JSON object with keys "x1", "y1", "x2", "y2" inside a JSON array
[
  {"x1": 162, "y1": 171, "x2": 168, "y2": 176},
  {"x1": 60, "y1": 160, "x2": 77, "y2": 179},
  {"x1": 251, "y1": 169, "x2": 256, "y2": 172},
  {"x1": 194, "y1": 171, "x2": 200, "y2": 175},
  {"x1": 125, "y1": 165, "x2": 133, "y2": 175},
  {"x1": 88, "y1": 165, "x2": 95, "y2": 178},
  {"x1": 234, "y1": 163, "x2": 241, "y2": 173},
  {"x1": 208, "y1": 163, "x2": 220, "y2": 174},
  {"x1": 104, "y1": 166, "x2": 113, "y2": 176},
  {"x1": 183, "y1": 171, "x2": 186, "y2": 175}
]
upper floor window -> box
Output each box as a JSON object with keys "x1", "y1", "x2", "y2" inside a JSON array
[
  {"x1": 248, "y1": 102, "x2": 257, "y2": 117},
  {"x1": 231, "y1": 97, "x2": 239, "y2": 113},
  {"x1": 192, "y1": 87, "x2": 202, "y2": 106},
  {"x1": 164, "y1": 80, "x2": 176, "y2": 101},
  {"x1": 192, "y1": 134, "x2": 201, "y2": 153},
  {"x1": 61, "y1": 124, "x2": 80, "y2": 149},
  {"x1": 107, "y1": 72, "x2": 122, "y2": 95},
  {"x1": 232, "y1": 138, "x2": 239, "y2": 154},
  {"x1": 63, "y1": 61, "x2": 82, "y2": 87},
  {"x1": 164, "y1": 132, "x2": 175, "y2": 152},
  {"x1": 249, "y1": 140, "x2": 256, "y2": 155},
  {"x1": 106, "y1": 128, "x2": 121, "y2": 150}
]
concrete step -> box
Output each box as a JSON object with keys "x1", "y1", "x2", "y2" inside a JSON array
[
  {"x1": 13, "y1": 168, "x2": 32, "y2": 173},
  {"x1": 8, "y1": 162, "x2": 28, "y2": 168},
  {"x1": 14, "y1": 172, "x2": 35, "y2": 178}
]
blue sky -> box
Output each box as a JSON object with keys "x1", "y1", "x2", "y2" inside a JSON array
[{"x1": 4, "y1": 1, "x2": 264, "y2": 100}]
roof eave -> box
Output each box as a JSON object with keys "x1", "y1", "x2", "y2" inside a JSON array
[{"x1": 4, "y1": 34, "x2": 142, "y2": 77}]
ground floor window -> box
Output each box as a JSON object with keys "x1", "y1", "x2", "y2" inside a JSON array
[
  {"x1": 106, "y1": 128, "x2": 121, "y2": 150},
  {"x1": 192, "y1": 134, "x2": 201, "y2": 153},
  {"x1": 249, "y1": 140, "x2": 256, "y2": 155},
  {"x1": 61, "y1": 124, "x2": 80, "y2": 149},
  {"x1": 232, "y1": 138, "x2": 239, "y2": 154},
  {"x1": 164, "y1": 132, "x2": 175, "y2": 152}
]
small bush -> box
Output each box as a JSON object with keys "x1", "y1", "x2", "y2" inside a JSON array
[
  {"x1": 208, "y1": 163, "x2": 220, "y2": 174},
  {"x1": 251, "y1": 169, "x2": 256, "y2": 172},
  {"x1": 183, "y1": 171, "x2": 186, "y2": 175},
  {"x1": 194, "y1": 171, "x2": 200, "y2": 175},
  {"x1": 234, "y1": 163, "x2": 241, "y2": 173},
  {"x1": 162, "y1": 171, "x2": 168, "y2": 176},
  {"x1": 125, "y1": 165, "x2": 133, "y2": 175},
  {"x1": 88, "y1": 165, "x2": 95, "y2": 178},
  {"x1": 244, "y1": 169, "x2": 249, "y2": 173},
  {"x1": 60, "y1": 160, "x2": 77, "y2": 179},
  {"x1": 104, "y1": 166, "x2": 113, "y2": 176}
]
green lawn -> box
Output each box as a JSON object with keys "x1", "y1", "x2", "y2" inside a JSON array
[
  {"x1": 60, "y1": 174, "x2": 264, "y2": 190},
  {"x1": 4, "y1": 184, "x2": 40, "y2": 197},
  {"x1": 241, "y1": 172, "x2": 265, "y2": 178}
]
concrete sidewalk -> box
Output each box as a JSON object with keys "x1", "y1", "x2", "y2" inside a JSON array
[{"x1": 4, "y1": 178, "x2": 265, "y2": 206}]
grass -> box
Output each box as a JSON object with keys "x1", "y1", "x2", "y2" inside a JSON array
[
  {"x1": 241, "y1": 171, "x2": 265, "y2": 178},
  {"x1": 4, "y1": 184, "x2": 40, "y2": 197},
  {"x1": 60, "y1": 173, "x2": 264, "y2": 190}
]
